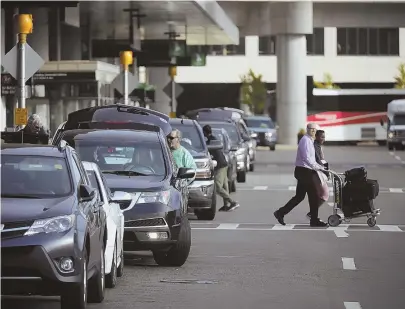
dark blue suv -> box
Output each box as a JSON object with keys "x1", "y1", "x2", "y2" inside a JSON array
[
  {"x1": 52, "y1": 105, "x2": 196, "y2": 267},
  {"x1": 1, "y1": 132, "x2": 107, "y2": 309}
]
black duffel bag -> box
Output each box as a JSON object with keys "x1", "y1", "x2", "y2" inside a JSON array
[
  {"x1": 347, "y1": 179, "x2": 379, "y2": 201},
  {"x1": 345, "y1": 167, "x2": 367, "y2": 183},
  {"x1": 343, "y1": 199, "x2": 375, "y2": 217}
]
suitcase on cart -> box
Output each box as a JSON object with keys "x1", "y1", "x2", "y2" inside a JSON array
[
  {"x1": 345, "y1": 167, "x2": 367, "y2": 183},
  {"x1": 347, "y1": 179, "x2": 379, "y2": 201}
]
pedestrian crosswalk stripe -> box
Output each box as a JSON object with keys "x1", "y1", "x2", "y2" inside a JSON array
[
  {"x1": 389, "y1": 188, "x2": 404, "y2": 193},
  {"x1": 190, "y1": 222, "x2": 405, "y2": 233}
]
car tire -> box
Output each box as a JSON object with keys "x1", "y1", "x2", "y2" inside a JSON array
[
  {"x1": 105, "y1": 240, "x2": 118, "y2": 288},
  {"x1": 117, "y1": 244, "x2": 124, "y2": 278},
  {"x1": 270, "y1": 145, "x2": 276, "y2": 151},
  {"x1": 87, "y1": 245, "x2": 105, "y2": 303},
  {"x1": 195, "y1": 186, "x2": 216, "y2": 221},
  {"x1": 237, "y1": 171, "x2": 246, "y2": 183},
  {"x1": 60, "y1": 248, "x2": 88, "y2": 309},
  {"x1": 153, "y1": 217, "x2": 191, "y2": 267}
]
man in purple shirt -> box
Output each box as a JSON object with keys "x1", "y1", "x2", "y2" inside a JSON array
[{"x1": 274, "y1": 123, "x2": 328, "y2": 227}]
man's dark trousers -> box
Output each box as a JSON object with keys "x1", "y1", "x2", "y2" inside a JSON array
[{"x1": 278, "y1": 166, "x2": 322, "y2": 220}]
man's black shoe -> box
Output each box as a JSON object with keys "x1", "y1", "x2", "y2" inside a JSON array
[
  {"x1": 228, "y1": 202, "x2": 240, "y2": 211},
  {"x1": 310, "y1": 219, "x2": 328, "y2": 227},
  {"x1": 219, "y1": 206, "x2": 228, "y2": 212},
  {"x1": 274, "y1": 210, "x2": 286, "y2": 225}
]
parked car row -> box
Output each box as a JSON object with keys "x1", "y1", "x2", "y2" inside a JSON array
[{"x1": 1, "y1": 105, "x2": 196, "y2": 308}]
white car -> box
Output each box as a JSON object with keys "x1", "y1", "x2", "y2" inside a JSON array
[{"x1": 83, "y1": 161, "x2": 125, "y2": 288}]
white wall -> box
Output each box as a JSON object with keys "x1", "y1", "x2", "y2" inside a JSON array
[{"x1": 176, "y1": 28, "x2": 405, "y2": 84}]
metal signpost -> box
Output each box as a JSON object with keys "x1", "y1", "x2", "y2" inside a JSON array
[
  {"x1": 163, "y1": 66, "x2": 184, "y2": 118},
  {"x1": 2, "y1": 14, "x2": 45, "y2": 128},
  {"x1": 111, "y1": 51, "x2": 137, "y2": 105}
]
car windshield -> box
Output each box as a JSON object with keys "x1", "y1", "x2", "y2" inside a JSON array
[
  {"x1": 245, "y1": 118, "x2": 275, "y2": 129},
  {"x1": 392, "y1": 115, "x2": 405, "y2": 125},
  {"x1": 202, "y1": 123, "x2": 240, "y2": 143},
  {"x1": 1, "y1": 155, "x2": 72, "y2": 198},
  {"x1": 170, "y1": 124, "x2": 205, "y2": 154},
  {"x1": 75, "y1": 140, "x2": 166, "y2": 176}
]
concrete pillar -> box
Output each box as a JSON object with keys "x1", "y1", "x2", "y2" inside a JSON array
[
  {"x1": 400, "y1": 28, "x2": 405, "y2": 57},
  {"x1": 147, "y1": 67, "x2": 171, "y2": 115},
  {"x1": 270, "y1": 1, "x2": 313, "y2": 145}
]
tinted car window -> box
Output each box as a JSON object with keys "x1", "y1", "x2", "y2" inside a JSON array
[
  {"x1": 75, "y1": 140, "x2": 166, "y2": 176},
  {"x1": 245, "y1": 118, "x2": 275, "y2": 129},
  {"x1": 393, "y1": 115, "x2": 405, "y2": 125},
  {"x1": 1, "y1": 155, "x2": 72, "y2": 198},
  {"x1": 201, "y1": 122, "x2": 240, "y2": 143},
  {"x1": 170, "y1": 124, "x2": 205, "y2": 153}
]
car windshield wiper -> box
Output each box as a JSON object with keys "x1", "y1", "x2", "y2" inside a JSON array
[
  {"x1": 102, "y1": 170, "x2": 148, "y2": 176},
  {"x1": 1, "y1": 194, "x2": 41, "y2": 199}
]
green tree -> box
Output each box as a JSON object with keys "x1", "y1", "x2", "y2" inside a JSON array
[
  {"x1": 394, "y1": 63, "x2": 405, "y2": 89},
  {"x1": 240, "y1": 69, "x2": 267, "y2": 114},
  {"x1": 313, "y1": 73, "x2": 340, "y2": 89}
]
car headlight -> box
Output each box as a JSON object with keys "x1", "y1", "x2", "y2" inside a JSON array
[
  {"x1": 195, "y1": 158, "x2": 210, "y2": 169},
  {"x1": 388, "y1": 131, "x2": 394, "y2": 138},
  {"x1": 25, "y1": 215, "x2": 75, "y2": 236},
  {"x1": 265, "y1": 132, "x2": 273, "y2": 137},
  {"x1": 251, "y1": 132, "x2": 258, "y2": 138},
  {"x1": 194, "y1": 158, "x2": 212, "y2": 179},
  {"x1": 235, "y1": 148, "x2": 245, "y2": 155},
  {"x1": 137, "y1": 190, "x2": 171, "y2": 205}
]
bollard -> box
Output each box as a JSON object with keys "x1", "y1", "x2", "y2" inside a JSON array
[
  {"x1": 169, "y1": 66, "x2": 177, "y2": 116},
  {"x1": 120, "y1": 51, "x2": 133, "y2": 105}
]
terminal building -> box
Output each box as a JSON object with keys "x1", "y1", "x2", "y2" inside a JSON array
[{"x1": 1, "y1": 1, "x2": 405, "y2": 144}]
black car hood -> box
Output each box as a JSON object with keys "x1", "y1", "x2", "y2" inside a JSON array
[
  {"x1": 103, "y1": 173, "x2": 167, "y2": 192},
  {"x1": 1, "y1": 196, "x2": 75, "y2": 223}
]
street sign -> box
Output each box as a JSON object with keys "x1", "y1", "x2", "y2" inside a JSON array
[
  {"x1": 14, "y1": 108, "x2": 28, "y2": 125},
  {"x1": 2, "y1": 44, "x2": 45, "y2": 82},
  {"x1": 163, "y1": 81, "x2": 184, "y2": 100},
  {"x1": 111, "y1": 72, "x2": 137, "y2": 95}
]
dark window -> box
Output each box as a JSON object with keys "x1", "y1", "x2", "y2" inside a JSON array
[
  {"x1": 190, "y1": 37, "x2": 246, "y2": 56},
  {"x1": 1, "y1": 155, "x2": 72, "y2": 198},
  {"x1": 170, "y1": 124, "x2": 205, "y2": 153},
  {"x1": 307, "y1": 28, "x2": 324, "y2": 55},
  {"x1": 259, "y1": 36, "x2": 277, "y2": 55},
  {"x1": 337, "y1": 28, "x2": 399, "y2": 56}
]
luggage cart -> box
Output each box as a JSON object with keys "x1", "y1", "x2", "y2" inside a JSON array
[{"x1": 327, "y1": 170, "x2": 381, "y2": 227}]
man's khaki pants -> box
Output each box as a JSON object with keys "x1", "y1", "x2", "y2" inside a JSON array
[{"x1": 214, "y1": 166, "x2": 231, "y2": 204}]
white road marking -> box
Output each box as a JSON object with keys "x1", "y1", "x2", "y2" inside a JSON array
[
  {"x1": 272, "y1": 224, "x2": 295, "y2": 230},
  {"x1": 344, "y1": 302, "x2": 362, "y2": 309},
  {"x1": 328, "y1": 227, "x2": 349, "y2": 238},
  {"x1": 342, "y1": 257, "x2": 356, "y2": 270},
  {"x1": 394, "y1": 155, "x2": 401, "y2": 160},
  {"x1": 377, "y1": 225, "x2": 402, "y2": 232},
  {"x1": 288, "y1": 186, "x2": 296, "y2": 191},
  {"x1": 328, "y1": 202, "x2": 334, "y2": 207},
  {"x1": 253, "y1": 186, "x2": 268, "y2": 190},
  {"x1": 216, "y1": 224, "x2": 239, "y2": 230},
  {"x1": 389, "y1": 188, "x2": 404, "y2": 193}
]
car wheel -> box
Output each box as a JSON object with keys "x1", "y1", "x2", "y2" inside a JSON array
[
  {"x1": 87, "y1": 245, "x2": 105, "y2": 303},
  {"x1": 105, "y1": 240, "x2": 118, "y2": 288},
  {"x1": 60, "y1": 248, "x2": 87, "y2": 309},
  {"x1": 270, "y1": 145, "x2": 276, "y2": 151},
  {"x1": 153, "y1": 217, "x2": 191, "y2": 267},
  {"x1": 237, "y1": 171, "x2": 246, "y2": 183},
  {"x1": 117, "y1": 243, "x2": 124, "y2": 278},
  {"x1": 195, "y1": 186, "x2": 216, "y2": 220}
]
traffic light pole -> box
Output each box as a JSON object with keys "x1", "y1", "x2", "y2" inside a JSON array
[
  {"x1": 169, "y1": 66, "x2": 177, "y2": 118},
  {"x1": 120, "y1": 51, "x2": 133, "y2": 105}
]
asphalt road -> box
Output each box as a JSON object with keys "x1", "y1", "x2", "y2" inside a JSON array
[{"x1": 3, "y1": 146, "x2": 405, "y2": 309}]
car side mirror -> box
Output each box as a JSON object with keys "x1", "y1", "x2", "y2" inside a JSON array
[
  {"x1": 380, "y1": 119, "x2": 384, "y2": 127},
  {"x1": 207, "y1": 139, "x2": 224, "y2": 151},
  {"x1": 79, "y1": 184, "x2": 96, "y2": 202},
  {"x1": 177, "y1": 167, "x2": 196, "y2": 179}
]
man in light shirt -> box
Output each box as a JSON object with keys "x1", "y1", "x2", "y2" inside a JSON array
[{"x1": 274, "y1": 123, "x2": 328, "y2": 227}]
